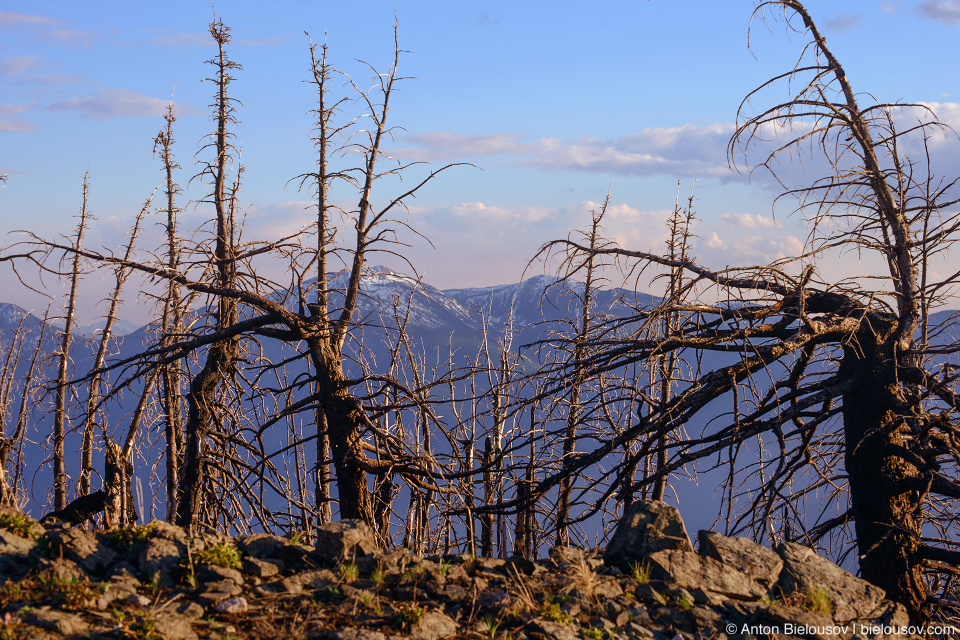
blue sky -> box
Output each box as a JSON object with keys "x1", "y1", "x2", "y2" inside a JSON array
[{"x1": 2, "y1": 0, "x2": 960, "y2": 323}]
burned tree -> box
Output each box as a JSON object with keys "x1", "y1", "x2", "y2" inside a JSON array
[
  {"x1": 528, "y1": 0, "x2": 960, "y2": 623},
  {"x1": 175, "y1": 17, "x2": 244, "y2": 531}
]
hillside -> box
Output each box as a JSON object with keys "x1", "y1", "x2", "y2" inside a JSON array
[{"x1": 0, "y1": 501, "x2": 929, "y2": 640}]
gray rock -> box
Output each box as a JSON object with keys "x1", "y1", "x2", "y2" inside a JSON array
[
  {"x1": 140, "y1": 535, "x2": 187, "y2": 586},
  {"x1": 34, "y1": 556, "x2": 84, "y2": 582},
  {"x1": 409, "y1": 610, "x2": 458, "y2": 640},
  {"x1": 777, "y1": 542, "x2": 886, "y2": 623},
  {"x1": 242, "y1": 555, "x2": 281, "y2": 577},
  {"x1": 656, "y1": 605, "x2": 724, "y2": 636},
  {"x1": 195, "y1": 583, "x2": 242, "y2": 607},
  {"x1": 311, "y1": 519, "x2": 378, "y2": 566},
  {"x1": 197, "y1": 563, "x2": 244, "y2": 585},
  {"x1": 174, "y1": 601, "x2": 206, "y2": 619},
  {"x1": 529, "y1": 617, "x2": 580, "y2": 640},
  {"x1": 281, "y1": 568, "x2": 336, "y2": 593},
  {"x1": 593, "y1": 576, "x2": 624, "y2": 599},
  {"x1": 150, "y1": 520, "x2": 189, "y2": 543},
  {"x1": 151, "y1": 613, "x2": 199, "y2": 640},
  {"x1": 0, "y1": 528, "x2": 35, "y2": 555},
  {"x1": 21, "y1": 608, "x2": 90, "y2": 636},
  {"x1": 603, "y1": 500, "x2": 693, "y2": 573},
  {"x1": 647, "y1": 548, "x2": 769, "y2": 602},
  {"x1": 41, "y1": 526, "x2": 117, "y2": 576},
  {"x1": 237, "y1": 532, "x2": 286, "y2": 558},
  {"x1": 327, "y1": 629, "x2": 388, "y2": 640},
  {"x1": 96, "y1": 581, "x2": 139, "y2": 609},
  {"x1": 279, "y1": 542, "x2": 315, "y2": 565},
  {"x1": 129, "y1": 593, "x2": 153, "y2": 606},
  {"x1": 729, "y1": 601, "x2": 839, "y2": 640},
  {"x1": 215, "y1": 596, "x2": 249, "y2": 613},
  {"x1": 698, "y1": 530, "x2": 783, "y2": 591},
  {"x1": 504, "y1": 555, "x2": 538, "y2": 576}
]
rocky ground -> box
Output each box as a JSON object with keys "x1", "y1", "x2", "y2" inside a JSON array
[{"x1": 0, "y1": 502, "x2": 926, "y2": 640}]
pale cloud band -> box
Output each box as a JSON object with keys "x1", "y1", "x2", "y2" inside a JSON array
[
  {"x1": 398, "y1": 123, "x2": 736, "y2": 179},
  {"x1": 45, "y1": 88, "x2": 198, "y2": 119},
  {"x1": 398, "y1": 102, "x2": 960, "y2": 186}
]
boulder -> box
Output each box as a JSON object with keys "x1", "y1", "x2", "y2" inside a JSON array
[
  {"x1": 409, "y1": 611, "x2": 458, "y2": 640},
  {"x1": 777, "y1": 541, "x2": 887, "y2": 623},
  {"x1": 602, "y1": 500, "x2": 693, "y2": 573},
  {"x1": 698, "y1": 530, "x2": 783, "y2": 590},
  {"x1": 310, "y1": 519, "x2": 378, "y2": 566},
  {"x1": 237, "y1": 532, "x2": 285, "y2": 559},
  {"x1": 0, "y1": 528, "x2": 35, "y2": 555},
  {"x1": 140, "y1": 535, "x2": 187, "y2": 586},
  {"x1": 646, "y1": 548, "x2": 769, "y2": 603},
  {"x1": 20, "y1": 608, "x2": 89, "y2": 636},
  {"x1": 41, "y1": 526, "x2": 117, "y2": 576}
]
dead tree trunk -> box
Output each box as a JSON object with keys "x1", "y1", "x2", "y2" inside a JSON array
[
  {"x1": 54, "y1": 172, "x2": 90, "y2": 511},
  {"x1": 155, "y1": 100, "x2": 185, "y2": 522},
  {"x1": 841, "y1": 320, "x2": 926, "y2": 621},
  {"x1": 176, "y1": 19, "x2": 242, "y2": 531}
]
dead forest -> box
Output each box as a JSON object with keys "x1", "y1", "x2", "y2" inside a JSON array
[{"x1": 3, "y1": 0, "x2": 960, "y2": 626}]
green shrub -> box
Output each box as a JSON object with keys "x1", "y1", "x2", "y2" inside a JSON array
[
  {"x1": 195, "y1": 540, "x2": 242, "y2": 570},
  {"x1": 0, "y1": 512, "x2": 39, "y2": 539}
]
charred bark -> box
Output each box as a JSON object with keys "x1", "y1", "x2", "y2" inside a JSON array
[{"x1": 841, "y1": 319, "x2": 927, "y2": 622}]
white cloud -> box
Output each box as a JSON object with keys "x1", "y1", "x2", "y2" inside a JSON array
[
  {"x1": 44, "y1": 28, "x2": 96, "y2": 47},
  {"x1": 0, "y1": 12, "x2": 59, "y2": 29},
  {"x1": 917, "y1": 0, "x2": 960, "y2": 23},
  {"x1": 398, "y1": 124, "x2": 737, "y2": 179},
  {"x1": 732, "y1": 235, "x2": 805, "y2": 264},
  {"x1": 47, "y1": 89, "x2": 200, "y2": 119},
  {"x1": 0, "y1": 55, "x2": 44, "y2": 76},
  {"x1": 448, "y1": 201, "x2": 554, "y2": 224},
  {"x1": 823, "y1": 12, "x2": 863, "y2": 32},
  {"x1": 704, "y1": 232, "x2": 726, "y2": 250},
  {"x1": 0, "y1": 103, "x2": 36, "y2": 132},
  {"x1": 718, "y1": 213, "x2": 779, "y2": 229}
]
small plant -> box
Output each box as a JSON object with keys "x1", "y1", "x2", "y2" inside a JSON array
[
  {"x1": 0, "y1": 570, "x2": 99, "y2": 610},
  {"x1": 338, "y1": 561, "x2": 359, "y2": 583},
  {"x1": 0, "y1": 512, "x2": 39, "y2": 539},
  {"x1": 108, "y1": 523, "x2": 157, "y2": 553},
  {"x1": 125, "y1": 614, "x2": 163, "y2": 640},
  {"x1": 564, "y1": 555, "x2": 598, "y2": 598},
  {"x1": 439, "y1": 559, "x2": 451, "y2": 577},
  {"x1": 0, "y1": 612, "x2": 22, "y2": 640},
  {"x1": 539, "y1": 601, "x2": 573, "y2": 625},
  {"x1": 289, "y1": 531, "x2": 305, "y2": 545},
  {"x1": 34, "y1": 534, "x2": 58, "y2": 558},
  {"x1": 371, "y1": 565, "x2": 386, "y2": 588},
  {"x1": 395, "y1": 604, "x2": 425, "y2": 630},
  {"x1": 758, "y1": 594, "x2": 778, "y2": 605},
  {"x1": 401, "y1": 564, "x2": 427, "y2": 583},
  {"x1": 481, "y1": 617, "x2": 501, "y2": 639},
  {"x1": 583, "y1": 628, "x2": 604, "y2": 640},
  {"x1": 804, "y1": 586, "x2": 834, "y2": 615},
  {"x1": 195, "y1": 539, "x2": 242, "y2": 570},
  {"x1": 179, "y1": 544, "x2": 197, "y2": 588},
  {"x1": 629, "y1": 561, "x2": 652, "y2": 584},
  {"x1": 676, "y1": 591, "x2": 693, "y2": 609}
]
